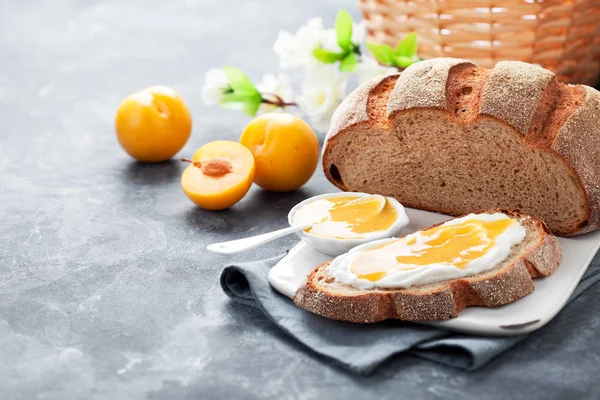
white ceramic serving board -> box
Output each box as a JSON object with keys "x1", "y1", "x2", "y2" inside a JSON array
[{"x1": 268, "y1": 208, "x2": 600, "y2": 336}]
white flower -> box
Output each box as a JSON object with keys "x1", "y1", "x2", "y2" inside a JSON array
[
  {"x1": 202, "y1": 68, "x2": 229, "y2": 105},
  {"x1": 320, "y1": 20, "x2": 366, "y2": 52},
  {"x1": 320, "y1": 28, "x2": 339, "y2": 52},
  {"x1": 351, "y1": 21, "x2": 366, "y2": 46},
  {"x1": 319, "y1": 20, "x2": 365, "y2": 53},
  {"x1": 355, "y1": 57, "x2": 397, "y2": 85},
  {"x1": 296, "y1": 64, "x2": 348, "y2": 132},
  {"x1": 274, "y1": 17, "x2": 367, "y2": 70},
  {"x1": 256, "y1": 73, "x2": 294, "y2": 113},
  {"x1": 273, "y1": 18, "x2": 326, "y2": 69}
]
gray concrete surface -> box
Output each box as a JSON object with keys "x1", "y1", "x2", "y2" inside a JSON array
[{"x1": 1, "y1": 1, "x2": 599, "y2": 399}]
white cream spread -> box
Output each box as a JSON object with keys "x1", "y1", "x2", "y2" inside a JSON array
[
  {"x1": 291, "y1": 194, "x2": 402, "y2": 239},
  {"x1": 326, "y1": 213, "x2": 526, "y2": 289}
]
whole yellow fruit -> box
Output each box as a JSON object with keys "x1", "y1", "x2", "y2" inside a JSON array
[
  {"x1": 240, "y1": 113, "x2": 319, "y2": 192},
  {"x1": 115, "y1": 86, "x2": 192, "y2": 162}
]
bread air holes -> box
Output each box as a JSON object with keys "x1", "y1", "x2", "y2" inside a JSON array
[
  {"x1": 329, "y1": 164, "x2": 344, "y2": 186},
  {"x1": 455, "y1": 107, "x2": 467, "y2": 117},
  {"x1": 462, "y1": 86, "x2": 473, "y2": 95}
]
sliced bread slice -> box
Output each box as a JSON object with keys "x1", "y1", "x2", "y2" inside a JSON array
[{"x1": 293, "y1": 210, "x2": 562, "y2": 323}]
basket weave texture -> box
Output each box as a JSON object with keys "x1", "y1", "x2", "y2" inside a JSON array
[{"x1": 360, "y1": 0, "x2": 600, "y2": 85}]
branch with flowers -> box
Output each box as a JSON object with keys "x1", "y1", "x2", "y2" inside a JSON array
[{"x1": 202, "y1": 10, "x2": 420, "y2": 132}]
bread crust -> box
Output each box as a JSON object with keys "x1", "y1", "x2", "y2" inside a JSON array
[
  {"x1": 323, "y1": 58, "x2": 599, "y2": 236},
  {"x1": 552, "y1": 86, "x2": 600, "y2": 234},
  {"x1": 480, "y1": 61, "x2": 555, "y2": 135},
  {"x1": 324, "y1": 75, "x2": 387, "y2": 150},
  {"x1": 293, "y1": 211, "x2": 562, "y2": 323},
  {"x1": 387, "y1": 58, "x2": 475, "y2": 114}
]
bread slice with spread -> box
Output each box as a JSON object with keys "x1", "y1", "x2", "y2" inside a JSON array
[
  {"x1": 322, "y1": 58, "x2": 600, "y2": 236},
  {"x1": 293, "y1": 210, "x2": 561, "y2": 323}
]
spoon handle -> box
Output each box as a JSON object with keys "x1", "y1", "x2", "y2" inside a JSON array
[{"x1": 206, "y1": 224, "x2": 311, "y2": 255}]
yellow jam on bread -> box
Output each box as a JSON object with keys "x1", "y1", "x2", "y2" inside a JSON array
[
  {"x1": 350, "y1": 215, "x2": 521, "y2": 282},
  {"x1": 292, "y1": 194, "x2": 398, "y2": 239}
]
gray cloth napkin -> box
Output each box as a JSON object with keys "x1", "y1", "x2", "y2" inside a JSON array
[{"x1": 220, "y1": 254, "x2": 600, "y2": 374}]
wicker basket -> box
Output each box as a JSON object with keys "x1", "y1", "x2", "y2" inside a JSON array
[{"x1": 359, "y1": 0, "x2": 600, "y2": 85}]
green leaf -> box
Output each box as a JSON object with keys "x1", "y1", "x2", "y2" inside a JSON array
[
  {"x1": 366, "y1": 42, "x2": 396, "y2": 65},
  {"x1": 222, "y1": 66, "x2": 260, "y2": 97},
  {"x1": 242, "y1": 95, "x2": 262, "y2": 117},
  {"x1": 219, "y1": 92, "x2": 246, "y2": 104},
  {"x1": 394, "y1": 55, "x2": 417, "y2": 69},
  {"x1": 219, "y1": 93, "x2": 246, "y2": 106},
  {"x1": 220, "y1": 90, "x2": 262, "y2": 116},
  {"x1": 339, "y1": 52, "x2": 358, "y2": 72},
  {"x1": 313, "y1": 48, "x2": 343, "y2": 63},
  {"x1": 336, "y1": 9, "x2": 353, "y2": 51},
  {"x1": 396, "y1": 32, "x2": 418, "y2": 57}
]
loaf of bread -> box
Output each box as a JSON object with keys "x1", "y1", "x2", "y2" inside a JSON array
[
  {"x1": 322, "y1": 58, "x2": 600, "y2": 236},
  {"x1": 294, "y1": 210, "x2": 561, "y2": 323}
]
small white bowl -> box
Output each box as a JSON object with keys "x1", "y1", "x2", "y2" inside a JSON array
[{"x1": 287, "y1": 192, "x2": 410, "y2": 256}]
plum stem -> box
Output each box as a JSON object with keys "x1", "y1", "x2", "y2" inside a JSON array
[
  {"x1": 181, "y1": 157, "x2": 201, "y2": 168},
  {"x1": 261, "y1": 93, "x2": 297, "y2": 108}
]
